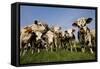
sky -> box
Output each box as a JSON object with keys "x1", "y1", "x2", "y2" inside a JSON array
[{"x1": 20, "y1": 5, "x2": 96, "y2": 40}]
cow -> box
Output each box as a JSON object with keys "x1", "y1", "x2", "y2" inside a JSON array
[
  {"x1": 51, "y1": 26, "x2": 62, "y2": 51},
  {"x1": 20, "y1": 20, "x2": 49, "y2": 55},
  {"x1": 20, "y1": 26, "x2": 33, "y2": 56},
  {"x1": 44, "y1": 30, "x2": 55, "y2": 52},
  {"x1": 64, "y1": 29, "x2": 76, "y2": 52},
  {"x1": 34, "y1": 31, "x2": 47, "y2": 53},
  {"x1": 72, "y1": 17, "x2": 95, "y2": 54},
  {"x1": 30, "y1": 20, "x2": 50, "y2": 53}
]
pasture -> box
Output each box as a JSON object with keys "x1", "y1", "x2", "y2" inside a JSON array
[{"x1": 20, "y1": 45, "x2": 96, "y2": 64}]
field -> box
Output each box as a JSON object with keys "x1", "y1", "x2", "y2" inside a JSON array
[{"x1": 20, "y1": 48, "x2": 96, "y2": 64}]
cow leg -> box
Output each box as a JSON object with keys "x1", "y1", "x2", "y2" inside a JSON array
[
  {"x1": 81, "y1": 44, "x2": 85, "y2": 53},
  {"x1": 31, "y1": 42, "x2": 35, "y2": 54},
  {"x1": 61, "y1": 41, "x2": 64, "y2": 49},
  {"x1": 50, "y1": 43, "x2": 53, "y2": 52},
  {"x1": 54, "y1": 39, "x2": 57, "y2": 51},
  {"x1": 70, "y1": 45, "x2": 73, "y2": 52},
  {"x1": 45, "y1": 44, "x2": 48, "y2": 52},
  {"x1": 73, "y1": 43, "x2": 77, "y2": 52},
  {"x1": 74, "y1": 46, "x2": 77, "y2": 52},
  {"x1": 20, "y1": 48, "x2": 23, "y2": 56},
  {"x1": 65, "y1": 42, "x2": 68, "y2": 51},
  {"x1": 58, "y1": 39, "x2": 61, "y2": 49},
  {"x1": 81, "y1": 48, "x2": 85, "y2": 53},
  {"x1": 22, "y1": 44, "x2": 28, "y2": 56},
  {"x1": 88, "y1": 42, "x2": 94, "y2": 54},
  {"x1": 90, "y1": 48, "x2": 93, "y2": 54},
  {"x1": 69, "y1": 42, "x2": 73, "y2": 52},
  {"x1": 22, "y1": 49, "x2": 27, "y2": 56},
  {"x1": 37, "y1": 48, "x2": 40, "y2": 53},
  {"x1": 37, "y1": 44, "x2": 40, "y2": 53},
  {"x1": 89, "y1": 45, "x2": 94, "y2": 54}
]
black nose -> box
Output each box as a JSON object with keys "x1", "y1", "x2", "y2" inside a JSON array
[{"x1": 80, "y1": 28, "x2": 83, "y2": 30}]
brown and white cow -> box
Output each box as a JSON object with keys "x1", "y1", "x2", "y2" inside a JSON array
[
  {"x1": 20, "y1": 20, "x2": 49, "y2": 55},
  {"x1": 20, "y1": 26, "x2": 33, "y2": 56},
  {"x1": 72, "y1": 17, "x2": 95, "y2": 54}
]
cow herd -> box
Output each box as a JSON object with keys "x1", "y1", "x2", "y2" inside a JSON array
[{"x1": 20, "y1": 17, "x2": 96, "y2": 56}]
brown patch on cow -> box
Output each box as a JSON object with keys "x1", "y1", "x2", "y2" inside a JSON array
[
  {"x1": 72, "y1": 29, "x2": 75, "y2": 32},
  {"x1": 24, "y1": 27, "x2": 32, "y2": 33},
  {"x1": 80, "y1": 28, "x2": 85, "y2": 34}
]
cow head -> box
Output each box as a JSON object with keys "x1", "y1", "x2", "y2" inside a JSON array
[
  {"x1": 65, "y1": 29, "x2": 75, "y2": 37},
  {"x1": 31, "y1": 20, "x2": 47, "y2": 32},
  {"x1": 51, "y1": 26, "x2": 61, "y2": 34},
  {"x1": 72, "y1": 17, "x2": 92, "y2": 33},
  {"x1": 42, "y1": 23, "x2": 50, "y2": 34},
  {"x1": 35, "y1": 31, "x2": 42, "y2": 41},
  {"x1": 72, "y1": 17, "x2": 92, "y2": 28}
]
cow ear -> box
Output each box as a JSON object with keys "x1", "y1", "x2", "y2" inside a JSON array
[
  {"x1": 34, "y1": 20, "x2": 38, "y2": 25},
  {"x1": 86, "y1": 18, "x2": 92, "y2": 24},
  {"x1": 72, "y1": 23, "x2": 78, "y2": 27},
  {"x1": 59, "y1": 27, "x2": 61, "y2": 30},
  {"x1": 72, "y1": 29, "x2": 75, "y2": 32},
  {"x1": 65, "y1": 30, "x2": 68, "y2": 33},
  {"x1": 24, "y1": 26, "x2": 28, "y2": 29}
]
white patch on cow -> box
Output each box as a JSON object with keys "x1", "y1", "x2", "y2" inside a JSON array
[
  {"x1": 90, "y1": 29, "x2": 95, "y2": 38},
  {"x1": 66, "y1": 29, "x2": 74, "y2": 37},
  {"x1": 53, "y1": 26, "x2": 61, "y2": 33},
  {"x1": 46, "y1": 31, "x2": 54, "y2": 44},
  {"x1": 77, "y1": 17, "x2": 87, "y2": 27},
  {"x1": 61, "y1": 31, "x2": 65, "y2": 37},
  {"x1": 82, "y1": 26, "x2": 87, "y2": 32},
  {"x1": 35, "y1": 31, "x2": 42, "y2": 41}
]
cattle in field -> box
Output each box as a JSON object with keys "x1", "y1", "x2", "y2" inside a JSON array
[
  {"x1": 63, "y1": 29, "x2": 76, "y2": 52},
  {"x1": 72, "y1": 17, "x2": 95, "y2": 54}
]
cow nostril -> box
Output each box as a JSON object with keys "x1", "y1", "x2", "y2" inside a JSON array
[{"x1": 80, "y1": 27, "x2": 82, "y2": 29}]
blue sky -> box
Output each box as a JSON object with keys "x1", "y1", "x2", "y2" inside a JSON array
[
  {"x1": 20, "y1": 5, "x2": 96, "y2": 40},
  {"x1": 20, "y1": 5, "x2": 95, "y2": 30}
]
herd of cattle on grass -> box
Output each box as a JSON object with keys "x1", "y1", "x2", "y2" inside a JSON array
[{"x1": 20, "y1": 17, "x2": 96, "y2": 56}]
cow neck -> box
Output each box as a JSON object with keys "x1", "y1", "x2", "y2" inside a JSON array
[{"x1": 79, "y1": 26, "x2": 90, "y2": 34}]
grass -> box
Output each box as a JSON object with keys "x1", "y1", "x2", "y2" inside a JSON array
[{"x1": 20, "y1": 48, "x2": 96, "y2": 64}]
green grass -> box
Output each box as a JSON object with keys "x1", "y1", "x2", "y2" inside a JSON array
[{"x1": 20, "y1": 48, "x2": 96, "y2": 64}]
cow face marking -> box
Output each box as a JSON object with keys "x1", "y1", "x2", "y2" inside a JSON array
[
  {"x1": 35, "y1": 31, "x2": 42, "y2": 41},
  {"x1": 72, "y1": 17, "x2": 92, "y2": 28},
  {"x1": 65, "y1": 29, "x2": 75, "y2": 37}
]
